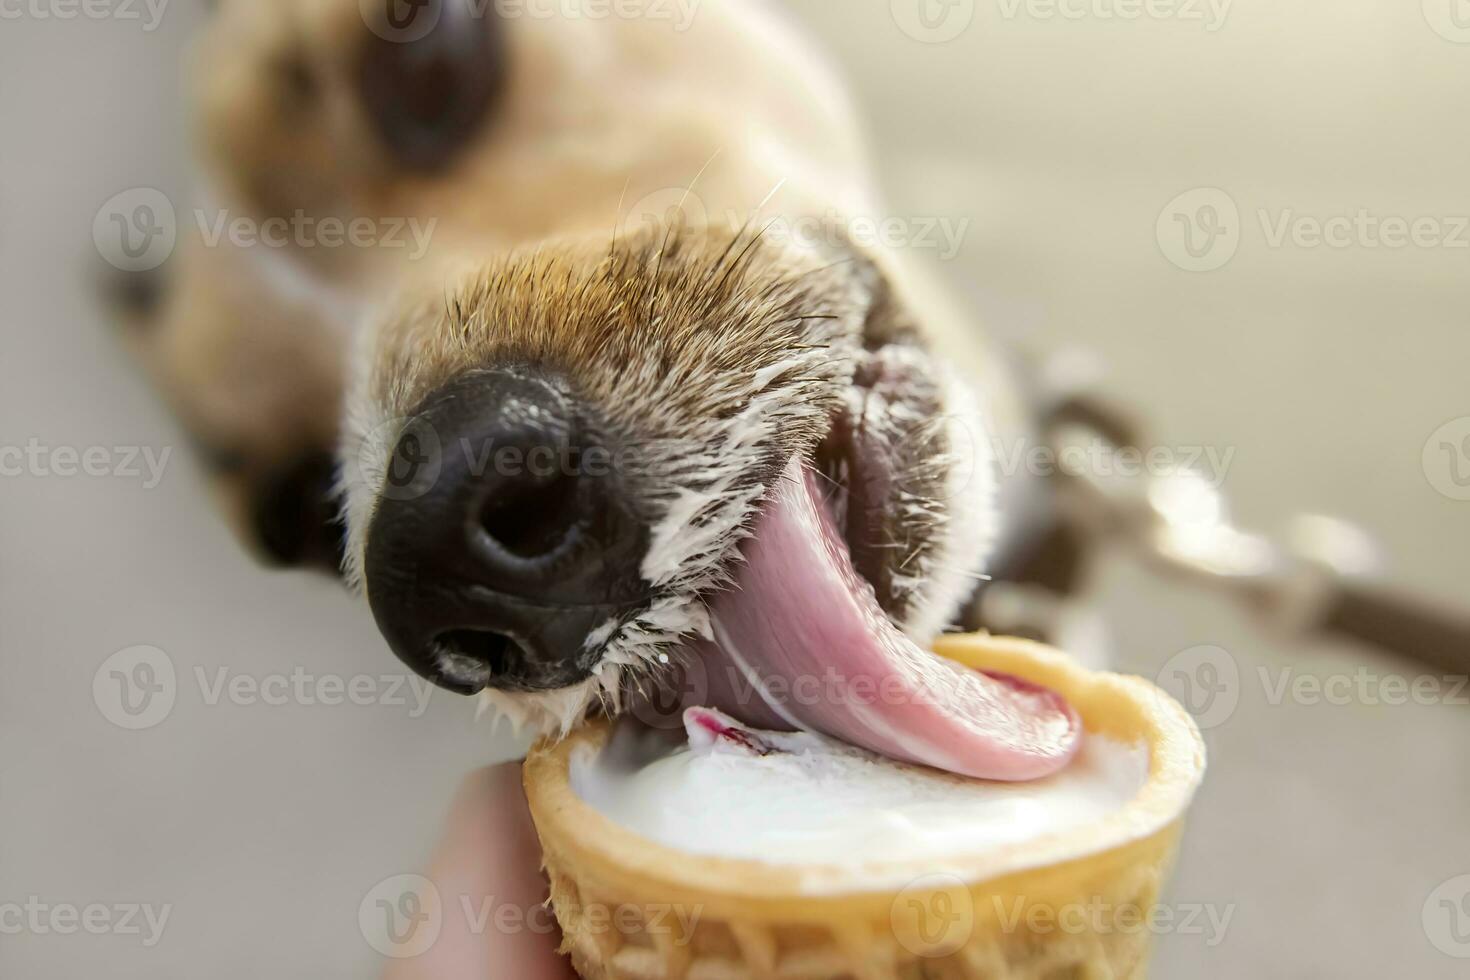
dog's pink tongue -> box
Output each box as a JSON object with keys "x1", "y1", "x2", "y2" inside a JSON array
[{"x1": 700, "y1": 464, "x2": 1080, "y2": 781}]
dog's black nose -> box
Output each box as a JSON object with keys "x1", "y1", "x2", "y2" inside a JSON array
[{"x1": 364, "y1": 370, "x2": 647, "y2": 695}]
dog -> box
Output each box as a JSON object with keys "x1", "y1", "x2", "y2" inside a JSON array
[{"x1": 111, "y1": 0, "x2": 1045, "y2": 740}]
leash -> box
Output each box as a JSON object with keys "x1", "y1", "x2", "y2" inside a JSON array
[{"x1": 969, "y1": 356, "x2": 1470, "y2": 678}]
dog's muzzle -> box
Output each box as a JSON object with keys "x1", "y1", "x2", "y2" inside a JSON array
[{"x1": 364, "y1": 369, "x2": 648, "y2": 695}]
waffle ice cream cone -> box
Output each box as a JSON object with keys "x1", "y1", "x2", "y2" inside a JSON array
[{"x1": 523, "y1": 635, "x2": 1206, "y2": 980}]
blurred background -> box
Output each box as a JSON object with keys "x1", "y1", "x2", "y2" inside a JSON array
[{"x1": 3, "y1": 0, "x2": 1469, "y2": 976}]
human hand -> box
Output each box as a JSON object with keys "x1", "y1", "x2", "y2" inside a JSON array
[{"x1": 381, "y1": 764, "x2": 576, "y2": 980}]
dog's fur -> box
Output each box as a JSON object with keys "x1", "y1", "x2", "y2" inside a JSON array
[{"x1": 116, "y1": 0, "x2": 1030, "y2": 733}]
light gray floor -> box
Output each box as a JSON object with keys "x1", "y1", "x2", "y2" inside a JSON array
[{"x1": 3, "y1": 2, "x2": 1469, "y2": 977}]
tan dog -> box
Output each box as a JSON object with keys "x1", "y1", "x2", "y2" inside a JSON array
[{"x1": 116, "y1": 0, "x2": 1033, "y2": 734}]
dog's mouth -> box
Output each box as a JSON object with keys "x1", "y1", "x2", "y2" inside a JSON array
[
  {"x1": 355, "y1": 338, "x2": 1081, "y2": 778},
  {"x1": 348, "y1": 244, "x2": 1081, "y2": 778},
  {"x1": 655, "y1": 347, "x2": 1082, "y2": 781}
]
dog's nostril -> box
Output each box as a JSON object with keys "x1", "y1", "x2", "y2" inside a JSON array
[
  {"x1": 252, "y1": 452, "x2": 346, "y2": 573},
  {"x1": 437, "y1": 629, "x2": 522, "y2": 680},
  {"x1": 479, "y1": 471, "x2": 581, "y2": 559}
]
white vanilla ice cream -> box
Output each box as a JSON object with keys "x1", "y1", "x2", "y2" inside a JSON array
[{"x1": 571, "y1": 707, "x2": 1149, "y2": 868}]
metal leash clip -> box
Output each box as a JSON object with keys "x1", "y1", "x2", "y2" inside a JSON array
[{"x1": 1042, "y1": 390, "x2": 1470, "y2": 678}]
